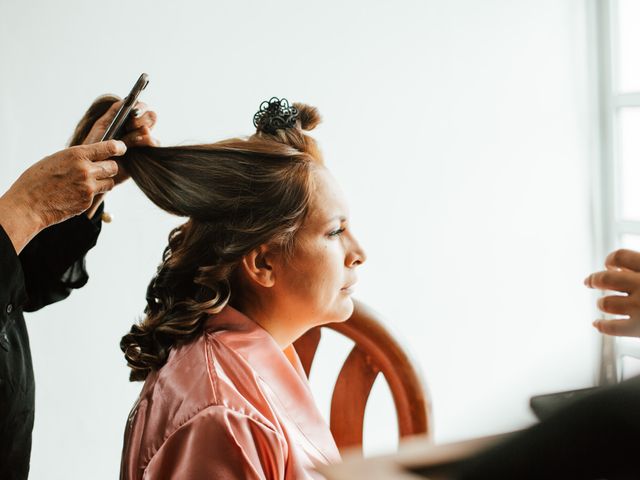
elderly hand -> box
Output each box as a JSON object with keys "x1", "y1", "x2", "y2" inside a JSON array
[
  {"x1": 0, "y1": 140, "x2": 126, "y2": 254},
  {"x1": 584, "y1": 248, "x2": 640, "y2": 337},
  {"x1": 80, "y1": 98, "x2": 158, "y2": 218},
  {"x1": 82, "y1": 99, "x2": 158, "y2": 184}
]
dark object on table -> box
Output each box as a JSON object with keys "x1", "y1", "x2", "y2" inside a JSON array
[{"x1": 530, "y1": 386, "x2": 601, "y2": 421}]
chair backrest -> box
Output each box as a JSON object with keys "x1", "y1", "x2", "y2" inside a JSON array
[{"x1": 293, "y1": 299, "x2": 432, "y2": 454}]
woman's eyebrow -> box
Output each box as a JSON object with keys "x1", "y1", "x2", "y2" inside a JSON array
[{"x1": 324, "y1": 215, "x2": 347, "y2": 226}]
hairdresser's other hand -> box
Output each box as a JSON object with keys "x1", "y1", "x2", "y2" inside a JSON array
[
  {"x1": 584, "y1": 249, "x2": 640, "y2": 337},
  {"x1": 82, "y1": 99, "x2": 158, "y2": 185},
  {"x1": 81, "y1": 98, "x2": 157, "y2": 219},
  {"x1": 0, "y1": 141, "x2": 126, "y2": 254}
]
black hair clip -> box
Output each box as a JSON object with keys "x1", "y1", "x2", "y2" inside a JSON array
[{"x1": 253, "y1": 97, "x2": 298, "y2": 134}]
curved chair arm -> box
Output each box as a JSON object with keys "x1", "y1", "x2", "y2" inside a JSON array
[{"x1": 294, "y1": 299, "x2": 432, "y2": 453}]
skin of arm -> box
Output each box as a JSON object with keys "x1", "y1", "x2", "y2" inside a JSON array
[
  {"x1": 0, "y1": 98, "x2": 158, "y2": 254},
  {"x1": 0, "y1": 140, "x2": 125, "y2": 254}
]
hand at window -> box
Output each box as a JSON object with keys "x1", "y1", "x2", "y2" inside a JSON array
[{"x1": 584, "y1": 249, "x2": 640, "y2": 337}]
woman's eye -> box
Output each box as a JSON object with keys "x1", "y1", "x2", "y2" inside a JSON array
[{"x1": 328, "y1": 227, "x2": 345, "y2": 237}]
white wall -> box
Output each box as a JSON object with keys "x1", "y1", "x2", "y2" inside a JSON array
[{"x1": 0, "y1": 0, "x2": 601, "y2": 478}]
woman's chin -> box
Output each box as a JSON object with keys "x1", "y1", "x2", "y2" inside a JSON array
[
  {"x1": 312, "y1": 297, "x2": 355, "y2": 327},
  {"x1": 334, "y1": 296, "x2": 355, "y2": 323}
]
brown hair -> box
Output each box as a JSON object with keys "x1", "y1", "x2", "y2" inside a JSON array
[{"x1": 72, "y1": 96, "x2": 323, "y2": 381}]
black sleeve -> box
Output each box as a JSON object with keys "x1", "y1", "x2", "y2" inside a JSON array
[
  {"x1": 0, "y1": 226, "x2": 28, "y2": 329},
  {"x1": 455, "y1": 375, "x2": 640, "y2": 480},
  {"x1": 18, "y1": 203, "x2": 104, "y2": 312}
]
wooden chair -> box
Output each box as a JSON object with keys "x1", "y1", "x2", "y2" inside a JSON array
[{"x1": 293, "y1": 299, "x2": 432, "y2": 454}]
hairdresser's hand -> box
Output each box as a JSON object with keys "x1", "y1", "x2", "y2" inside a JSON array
[
  {"x1": 82, "y1": 99, "x2": 158, "y2": 185},
  {"x1": 584, "y1": 249, "x2": 640, "y2": 337},
  {"x1": 0, "y1": 141, "x2": 126, "y2": 254},
  {"x1": 81, "y1": 98, "x2": 158, "y2": 219}
]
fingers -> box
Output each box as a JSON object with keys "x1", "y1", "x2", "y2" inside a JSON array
[
  {"x1": 596, "y1": 294, "x2": 637, "y2": 315},
  {"x1": 605, "y1": 249, "x2": 640, "y2": 272},
  {"x1": 94, "y1": 177, "x2": 116, "y2": 194},
  {"x1": 127, "y1": 102, "x2": 157, "y2": 131},
  {"x1": 132, "y1": 101, "x2": 147, "y2": 118},
  {"x1": 593, "y1": 318, "x2": 640, "y2": 337},
  {"x1": 76, "y1": 140, "x2": 127, "y2": 162},
  {"x1": 120, "y1": 101, "x2": 158, "y2": 147},
  {"x1": 89, "y1": 160, "x2": 118, "y2": 180},
  {"x1": 588, "y1": 249, "x2": 640, "y2": 338},
  {"x1": 584, "y1": 269, "x2": 640, "y2": 292},
  {"x1": 120, "y1": 126, "x2": 158, "y2": 147}
]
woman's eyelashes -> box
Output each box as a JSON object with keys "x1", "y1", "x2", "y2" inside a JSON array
[{"x1": 328, "y1": 227, "x2": 346, "y2": 237}]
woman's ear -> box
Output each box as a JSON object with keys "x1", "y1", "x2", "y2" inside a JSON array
[{"x1": 240, "y1": 245, "x2": 275, "y2": 288}]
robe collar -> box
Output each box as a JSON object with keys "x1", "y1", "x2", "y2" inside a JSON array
[{"x1": 203, "y1": 306, "x2": 338, "y2": 463}]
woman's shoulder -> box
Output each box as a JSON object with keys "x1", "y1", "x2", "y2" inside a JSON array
[
  {"x1": 140, "y1": 327, "x2": 277, "y2": 430},
  {"x1": 127, "y1": 392, "x2": 287, "y2": 477},
  {"x1": 128, "y1": 330, "x2": 280, "y2": 458},
  {"x1": 138, "y1": 334, "x2": 220, "y2": 424},
  {"x1": 136, "y1": 403, "x2": 288, "y2": 479}
]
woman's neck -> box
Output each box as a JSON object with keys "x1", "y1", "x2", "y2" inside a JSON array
[{"x1": 233, "y1": 299, "x2": 307, "y2": 350}]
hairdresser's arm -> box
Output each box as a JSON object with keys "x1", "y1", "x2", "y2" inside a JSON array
[
  {"x1": 584, "y1": 248, "x2": 640, "y2": 337},
  {"x1": 81, "y1": 100, "x2": 158, "y2": 219},
  {"x1": 16, "y1": 100, "x2": 157, "y2": 311},
  {"x1": 0, "y1": 141, "x2": 126, "y2": 311},
  {"x1": 0, "y1": 141, "x2": 125, "y2": 255}
]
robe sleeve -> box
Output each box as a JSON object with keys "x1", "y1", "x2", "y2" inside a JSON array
[{"x1": 144, "y1": 405, "x2": 287, "y2": 480}]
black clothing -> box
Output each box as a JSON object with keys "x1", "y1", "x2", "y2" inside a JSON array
[
  {"x1": 455, "y1": 375, "x2": 640, "y2": 480},
  {"x1": 0, "y1": 207, "x2": 103, "y2": 480}
]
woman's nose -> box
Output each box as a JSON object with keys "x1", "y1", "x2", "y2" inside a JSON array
[{"x1": 347, "y1": 235, "x2": 367, "y2": 267}]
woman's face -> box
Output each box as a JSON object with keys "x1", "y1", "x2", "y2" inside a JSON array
[{"x1": 271, "y1": 167, "x2": 367, "y2": 328}]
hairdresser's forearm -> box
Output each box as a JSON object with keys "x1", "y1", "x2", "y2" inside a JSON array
[{"x1": 0, "y1": 194, "x2": 45, "y2": 254}]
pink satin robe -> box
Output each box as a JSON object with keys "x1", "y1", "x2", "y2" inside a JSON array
[{"x1": 120, "y1": 306, "x2": 340, "y2": 479}]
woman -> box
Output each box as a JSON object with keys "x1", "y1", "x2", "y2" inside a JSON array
[{"x1": 77, "y1": 97, "x2": 366, "y2": 479}]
